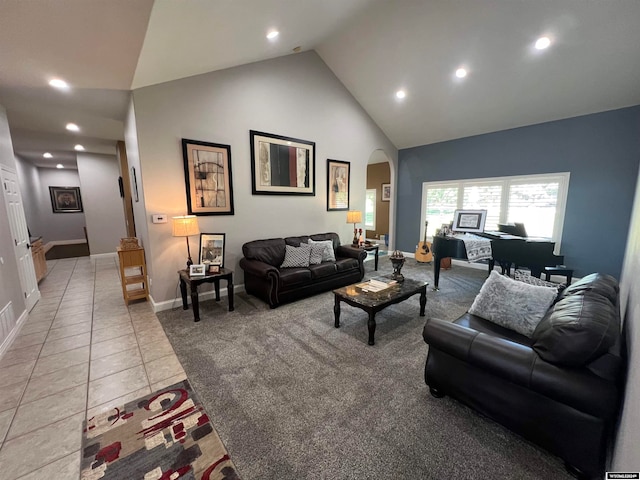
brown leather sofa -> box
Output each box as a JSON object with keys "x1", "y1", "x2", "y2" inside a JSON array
[
  {"x1": 239, "y1": 232, "x2": 366, "y2": 308},
  {"x1": 423, "y1": 273, "x2": 625, "y2": 479}
]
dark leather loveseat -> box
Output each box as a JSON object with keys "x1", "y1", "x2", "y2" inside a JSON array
[
  {"x1": 423, "y1": 273, "x2": 625, "y2": 479},
  {"x1": 240, "y1": 232, "x2": 366, "y2": 308}
]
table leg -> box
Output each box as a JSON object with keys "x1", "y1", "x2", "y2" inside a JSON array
[
  {"x1": 433, "y1": 255, "x2": 441, "y2": 290},
  {"x1": 214, "y1": 279, "x2": 221, "y2": 301},
  {"x1": 227, "y1": 278, "x2": 234, "y2": 311},
  {"x1": 180, "y1": 278, "x2": 188, "y2": 310},
  {"x1": 334, "y1": 295, "x2": 341, "y2": 328},
  {"x1": 367, "y1": 311, "x2": 376, "y2": 346},
  {"x1": 374, "y1": 247, "x2": 379, "y2": 271},
  {"x1": 419, "y1": 287, "x2": 427, "y2": 316},
  {"x1": 190, "y1": 284, "x2": 200, "y2": 322}
]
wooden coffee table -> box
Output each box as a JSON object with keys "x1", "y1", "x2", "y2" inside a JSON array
[{"x1": 333, "y1": 276, "x2": 428, "y2": 345}]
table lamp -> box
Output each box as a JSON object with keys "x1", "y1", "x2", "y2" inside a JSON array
[
  {"x1": 346, "y1": 210, "x2": 362, "y2": 246},
  {"x1": 172, "y1": 215, "x2": 200, "y2": 267}
]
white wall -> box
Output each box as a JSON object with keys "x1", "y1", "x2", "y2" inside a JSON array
[
  {"x1": 14, "y1": 156, "x2": 41, "y2": 236},
  {"x1": 35, "y1": 168, "x2": 86, "y2": 243},
  {"x1": 131, "y1": 51, "x2": 397, "y2": 304},
  {"x1": 0, "y1": 105, "x2": 26, "y2": 322},
  {"x1": 77, "y1": 153, "x2": 126, "y2": 254},
  {"x1": 613, "y1": 164, "x2": 640, "y2": 471}
]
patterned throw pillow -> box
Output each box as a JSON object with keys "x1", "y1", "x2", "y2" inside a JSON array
[
  {"x1": 307, "y1": 239, "x2": 336, "y2": 262},
  {"x1": 280, "y1": 244, "x2": 311, "y2": 268},
  {"x1": 514, "y1": 269, "x2": 566, "y2": 292},
  {"x1": 309, "y1": 243, "x2": 325, "y2": 265},
  {"x1": 469, "y1": 270, "x2": 557, "y2": 337}
]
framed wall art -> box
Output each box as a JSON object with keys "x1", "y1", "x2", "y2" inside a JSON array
[
  {"x1": 182, "y1": 139, "x2": 234, "y2": 215},
  {"x1": 249, "y1": 130, "x2": 315, "y2": 195},
  {"x1": 381, "y1": 183, "x2": 391, "y2": 202},
  {"x1": 49, "y1": 186, "x2": 83, "y2": 213},
  {"x1": 198, "y1": 233, "x2": 225, "y2": 268},
  {"x1": 327, "y1": 159, "x2": 350, "y2": 211}
]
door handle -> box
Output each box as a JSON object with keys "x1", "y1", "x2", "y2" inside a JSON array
[{"x1": 26, "y1": 243, "x2": 31, "y2": 249}]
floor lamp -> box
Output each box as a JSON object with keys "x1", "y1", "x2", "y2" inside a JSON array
[
  {"x1": 172, "y1": 215, "x2": 200, "y2": 268},
  {"x1": 346, "y1": 210, "x2": 362, "y2": 246}
]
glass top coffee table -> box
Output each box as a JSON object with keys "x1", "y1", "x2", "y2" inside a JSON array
[{"x1": 333, "y1": 276, "x2": 428, "y2": 345}]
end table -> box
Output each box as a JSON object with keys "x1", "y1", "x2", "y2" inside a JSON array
[{"x1": 178, "y1": 268, "x2": 234, "y2": 322}]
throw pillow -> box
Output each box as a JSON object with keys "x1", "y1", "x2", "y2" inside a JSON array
[
  {"x1": 307, "y1": 239, "x2": 336, "y2": 262},
  {"x1": 280, "y1": 244, "x2": 311, "y2": 268},
  {"x1": 468, "y1": 270, "x2": 558, "y2": 337},
  {"x1": 309, "y1": 243, "x2": 325, "y2": 265},
  {"x1": 513, "y1": 269, "x2": 566, "y2": 293}
]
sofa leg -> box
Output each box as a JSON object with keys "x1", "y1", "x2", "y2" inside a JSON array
[
  {"x1": 564, "y1": 461, "x2": 589, "y2": 480},
  {"x1": 429, "y1": 386, "x2": 445, "y2": 398}
]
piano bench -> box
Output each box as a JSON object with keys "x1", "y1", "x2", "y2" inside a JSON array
[{"x1": 543, "y1": 266, "x2": 573, "y2": 285}]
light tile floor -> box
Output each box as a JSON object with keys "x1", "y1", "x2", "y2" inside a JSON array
[{"x1": 0, "y1": 256, "x2": 187, "y2": 479}]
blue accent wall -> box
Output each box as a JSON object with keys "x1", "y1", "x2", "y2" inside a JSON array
[{"x1": 397, "y1": 105, "x2": 640, "y2": 279}]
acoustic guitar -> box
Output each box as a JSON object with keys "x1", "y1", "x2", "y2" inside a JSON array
[{"x1": 415, "y1": 221, "x2": 433, "y2": 263}]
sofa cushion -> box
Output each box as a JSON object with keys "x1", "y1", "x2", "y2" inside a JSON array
[
  {"x1": 532, "y1": 291, "x2": 619, "y2": 367},
  {"x1": 279, "y1": 267, "x2": 312, "y2": 288},
  {"x1": 280, "y1": 244, "x2": 311, "y2": 268},
  {"x1": 558, "y1": 272, "x2": 619, "y2": 305},
  {"x1": 468, "y1": 271, "x2": 558, "y2": 337},
  {"x1": 307, "y1": 239, "x2": 336, "y2": 262},
  {"x1": 242, "y1": 238, "x2": 286, "y2": 267},
  {"x1": 309, "y1": 262, "x2": 338, "y2": 279}
]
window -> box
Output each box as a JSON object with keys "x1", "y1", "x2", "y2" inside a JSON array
[
  {"x1": 420, "y1": 173, "x2": 570, "y2": 249},
  {"x1": 365, "y1": 189, "x2": 376, "y2": 229}
]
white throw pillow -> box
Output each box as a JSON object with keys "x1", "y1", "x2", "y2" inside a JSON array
[
  {"x1": 309, "y1": 243, "x2": 325, "y2": 265},
  {"x1": 307, "y1": 239, "x2": 336, "y2": 262},
  {"x1": 469, "y1": 270, "x2": 557, "y2": 337},
  {"x1": 280, "y1": 244, "x2": 311, "y2": 268}
]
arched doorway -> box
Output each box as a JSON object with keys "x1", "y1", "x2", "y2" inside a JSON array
[{"x1": 365, "y1": 149, "x2": 395, "y2": 251}]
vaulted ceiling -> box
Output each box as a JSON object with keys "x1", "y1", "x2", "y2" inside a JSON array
[{"x1": 1, "y1": 0, "x2": 639, "y2": 168}]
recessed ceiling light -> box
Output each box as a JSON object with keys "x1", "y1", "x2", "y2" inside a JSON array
[
  {"x1": 66, "y1": 123, "x2": 79, "y2": 132},
  {"x1": 266, "y1": 30, "x2": 279, "y2": 40},
  {"x1": 56, "y1": 164, "x2": 64, "y2": 169},
  {"x1": 74, "y1": 144, "x2": 85, "y2": 151},
  {"x1": 43, "y1": 152, "x2": 53, "y2": 158},
  {"x1": 455, "y1": 68, "x2": 468, "y2": 79},
  {"x1": 49, "y1": 78, "x2": 69, "y2": 90},
  {"x1": 395, "y1": 90, "x2": 406, "y2": 99},
  {"x1": 535, "y1": 36, "x2": 551, "y2": 50}
]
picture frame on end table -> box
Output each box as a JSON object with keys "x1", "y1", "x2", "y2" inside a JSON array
[
  {"x1": 182, "y1": 139, "x2": 234, "y2": 216},
  {"x1": 199, "y1": 233, "x2": 225, "y2": 268},
  {"x1": 189, "y1": 264, "x2": 206, "y2": 276},
  {"x1": 249, "y1": 130, "x2": 315, "y2": 196},
  {"x1": 327, "y1": 159, "x2": 350, "y2": 211},
  {"x1": 381, "y1": 183, "x2": 391, "y2": 202},
  {"x1": 49, "y1": 186, "x2": 83, "y2": 213}
]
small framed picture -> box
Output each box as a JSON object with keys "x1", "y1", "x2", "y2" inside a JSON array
[
  {"x1": 199, "y1": 233, "x2": 225, "y2": 267},
  {"x1": 208, "y1": 265, "x2": 220, "y2": 274},
  {"x1": 381, "y1": 183, "x2": 391, "y2": 202},
  {"x1": 189, "y1": 264, "x2": 206, "y2": 276}
]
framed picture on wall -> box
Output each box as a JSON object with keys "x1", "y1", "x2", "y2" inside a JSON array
[
  {"x1": 182, "y1": 139, "x2": 234, "y2": 215},
  {"x1": 381, "y1": 183, "x2": 391, "y2": 201},
  {"x1": 198, "y1": 233, "x2": 225, "y2": 268},
  {"x1": 250, "y1": 130, "x2": 315, "y2": 195},
  {"x1": 49, "y1": 186, "x2": 83, "y2": 213},
  {"x1": 327, "y1": 159, "x2": 350, "y2": 211}
]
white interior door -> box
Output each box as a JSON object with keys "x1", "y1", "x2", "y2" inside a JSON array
[{"x1": 1, "y1": 167, "x2": 40, "y2": 311}]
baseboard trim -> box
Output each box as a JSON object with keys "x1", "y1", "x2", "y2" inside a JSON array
[
  {"x1": 151, "y1": 283, "x2": 245, "y2": 313},
  {"x1": 0, "y1": 308, "x2": 29, "y2": 358}
]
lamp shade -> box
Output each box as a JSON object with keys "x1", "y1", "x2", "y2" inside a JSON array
[
  {"x1": 172, "y1": 215, "x2": 200, "y2": 237},
  {"x1": 346, "y1": 211, "x2": 362, "y2": 224}
]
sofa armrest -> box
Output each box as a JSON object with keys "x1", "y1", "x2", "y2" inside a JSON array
[
  {"x1": 423, "y1": 318, "x2": 619, "y2": 417},
  {"x1": 239, "y1": 258, "x2": 279, "y2": 278},
  {"x1": 336, "y1": 244, "x2": 366, "y2": 262}
]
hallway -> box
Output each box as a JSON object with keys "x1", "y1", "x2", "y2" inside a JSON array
[{"x1": 0, "y1": 256, "x2": 186, "y2": 479}]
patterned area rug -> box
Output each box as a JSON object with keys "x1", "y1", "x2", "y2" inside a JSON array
[{"x1": 81, "y1": 379, "x2": 240, "y2": 480}]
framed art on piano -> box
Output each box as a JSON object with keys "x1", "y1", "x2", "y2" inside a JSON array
[{"x1": 452, "y1": 209, "x2": 487, "y2": 233}]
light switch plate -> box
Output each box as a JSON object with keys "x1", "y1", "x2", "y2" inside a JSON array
[{"x1": 152, "y1": 214, "x2": 168, "y2": 224}]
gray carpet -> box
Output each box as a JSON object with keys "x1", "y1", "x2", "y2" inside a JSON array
[{"x1": 157, "y1": 259, "x2": 571, "y2": 479}]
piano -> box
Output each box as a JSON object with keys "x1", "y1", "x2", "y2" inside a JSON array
[{"x1": 432, "y1": 233, "x2": 563, "y2": 289}]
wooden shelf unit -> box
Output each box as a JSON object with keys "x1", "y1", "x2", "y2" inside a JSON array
[
  {"x1": 117, "y1": 246, "x2": 149, "y2": 305},
  {"x1": 31, "y1": 237, "x2": 47, "y2": 283}
]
